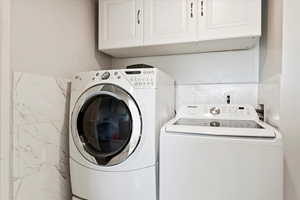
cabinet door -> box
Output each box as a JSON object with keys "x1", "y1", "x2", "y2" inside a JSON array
[
  {"x1": 198, "y1": 0, "x2": 261, "y2": 40},
  {"x1": 144, "y1": 0, "x2": 197, "y2": 45},
  {"x1": 99, "y1": 0, "x2": 143, "y2": 49}
]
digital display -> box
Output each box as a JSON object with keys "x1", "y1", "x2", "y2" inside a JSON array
[{"x1": 125, "y1": 71, "x2": 141, "y2": 75}]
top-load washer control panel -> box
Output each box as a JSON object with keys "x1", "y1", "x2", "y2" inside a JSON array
[{"x1": 178, "y1": 104, "x2": 258, "y2": 120}]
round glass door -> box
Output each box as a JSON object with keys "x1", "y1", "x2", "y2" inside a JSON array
[{"x1": 71, "y1": 84, "x2": 142, "y2": 166}]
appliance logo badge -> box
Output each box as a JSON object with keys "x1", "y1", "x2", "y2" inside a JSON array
[{"x1": 210, "y1": 107, "x2": 221, "y2": 115}]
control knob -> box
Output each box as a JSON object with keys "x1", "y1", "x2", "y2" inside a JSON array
[{"x1": 101, "y1": 72, "x2": 110, "y2": 80}]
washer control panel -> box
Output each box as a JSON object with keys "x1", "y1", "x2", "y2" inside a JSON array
[
  {"x1": 75, "y1": 69, "x2": 157, "y2": 89},
  {"x1": 91, "y1": 70, "x2": 135, "y2": 80},
  {"x1": 179, "y1": 104, "x2": 257, "y2": 120},
  {"x1": 123, "y1": 70, "x2": 156, "y2": 89}
]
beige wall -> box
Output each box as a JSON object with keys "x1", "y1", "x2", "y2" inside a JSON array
[
  {"x1": 8, "y1": 1, "x2": 112, "y2": 199},
  {"x1": 112, "y1": 46, "x2": 259, "y2": 85},
  {"x1": 259, "y1": 0, "x2": 283, "y2": 80},
  {"x1": 112, "y1": 48, "x2": 260, "y2": 108},
  {"x1": 11, "y1": 0, "x2": 112, "y2": 78},
  {"x1": 280, "y1": 0, "x2": 300, "y2": 199},
  {"x1": 259, "y1": 1, "x2": 300, "y2": 199},
  {"x1": 0, "y1": 0, "x2": 12, "y2": 199},
  {"x1": 258, "y1": 0, "x2": 283, "y2": 127}
]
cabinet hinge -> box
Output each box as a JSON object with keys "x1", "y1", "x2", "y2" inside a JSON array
[
  {"x1": 190, "y1": 2, "x2": 194, "y2": 18},
  {"x1": 201, "y1": 0, "x2": 204, "y2": 16}
]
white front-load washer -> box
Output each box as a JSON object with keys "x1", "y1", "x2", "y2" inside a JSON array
[
  {"x1": 160, "y1": 104, "x2": 283, "y2": 200},
  {"x1": 69, "y1": 68, "x2": 175, "y2": 200}
]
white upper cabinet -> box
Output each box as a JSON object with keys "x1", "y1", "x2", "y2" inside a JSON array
[
  {"x1": 98, "y1": 0, "x2": 261, "y2": 57},
  {"x1": 99, "y1": 0, "x2": 143, "y2": 49},
  {"x1": 198, "y1": 0, "x2": 261, "y2": 40},
  {"x1": 144, "y1": 0, "x2": 197, "y2": 45}
]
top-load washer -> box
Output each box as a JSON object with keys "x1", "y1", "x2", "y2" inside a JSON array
[
  {"x1": 160, "y1": 104, "x2": 283, "y2": 200},
  {"x1": 69, "y1": 68, "x2": 175, "y2": 200}
]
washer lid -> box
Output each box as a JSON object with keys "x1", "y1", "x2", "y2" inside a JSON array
[{"x1": 166, "y1": 118, "x2": 276, "y2": 138}]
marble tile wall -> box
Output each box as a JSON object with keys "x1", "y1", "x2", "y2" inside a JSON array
[{"x1": 13, "y1": 72, "x2": 71, "y2": 200}]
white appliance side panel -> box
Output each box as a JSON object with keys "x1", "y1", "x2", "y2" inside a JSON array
[
  {"x1": 70, "y1": 160, "x2": 157, "y2": 200},
  {"x1": 160, "y1": 133, "x2": 283, "y2": 200},
  {"x1": 155, "y1": 70, "x2": 176, "y2": 156}
]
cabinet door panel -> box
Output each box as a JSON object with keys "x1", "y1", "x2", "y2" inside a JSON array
[
  {"x1": 144, "y1": 0, "x2": 197, "y2": 45},
  {"x1": 99, "y1": 0, "x2": 143, "y2": 49},
  {"x1": 198, "y1": 0, "x2": 261, "y2": 40}
]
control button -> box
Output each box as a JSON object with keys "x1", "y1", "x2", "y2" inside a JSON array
[
  {"x1": 101, "y1": 72, "x2": 110, "y2": 80},
  {"x1": 95, "y1": 72, "x2": 100, "y2": 76},
  {"x1": 210, "y1": 107, "x2": 221, "y2": 115}
]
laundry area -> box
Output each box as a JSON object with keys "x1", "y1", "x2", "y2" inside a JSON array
[{"x1": 0, "y1": 0, "x2": 300, "y2": 200}]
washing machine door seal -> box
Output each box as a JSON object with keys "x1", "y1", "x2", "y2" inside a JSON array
[{"x1": 71, "y1": 84, "x2": 142, "y2": 166}]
